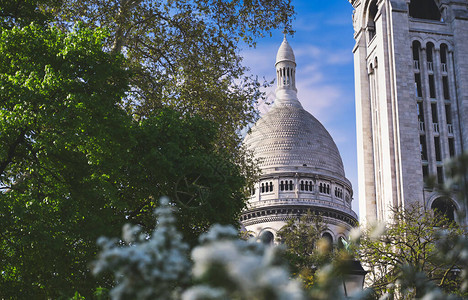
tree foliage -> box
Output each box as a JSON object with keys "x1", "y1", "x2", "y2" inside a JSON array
[
  {"x1": 0, "y1": 22, "x2": 247, "y2": 298},
  {"x1": 0, "y1": 23, "x2": 131, "y2": 298},
  {"x1": 53, "y1": 0, "x2": 295, "y2": 153},
  {"x1": 0, "y1": 0, "x2": 62, "y2": 28},
  {"x1": 121, "y1": 108, "x2": 247, "y2": 243},
  {"x1": 94, "y1": 198, "x2": 305, "y2": 300},
  {"x1": 276, "y1": 211, "x2": 336, "y2": 289},
  {"x1": 359, "y1": 204, "x2": 466, "y2": 298}
]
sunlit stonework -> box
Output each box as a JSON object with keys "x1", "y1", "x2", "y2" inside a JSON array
[
  {"x1": 240, "y1": 37, "x2": 358, "y2": 244},
  {"x1": 349, "y1": 0, "x2": 468, "y2": 225}
]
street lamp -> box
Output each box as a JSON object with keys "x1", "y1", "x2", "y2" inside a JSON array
[{"x1": 342, "y1": 260, "x2": 368, "y2": 298}]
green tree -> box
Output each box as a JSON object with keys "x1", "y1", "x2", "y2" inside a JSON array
[
  {"x1": 120, "y1": 108, "x2": 247, "y2": 246},
  {"x1": 0, "y1": 23, "x2": 248, "y2": 297},
  {"x1": 276, "y1": 211, "x2": 334, "y2": 289},
  {"x1": 0, "y1": 23, "x2": 132, "y2": 298},
  {"x1": 0, "y1": 0, "x2": 62, "y2": 28},
  {"x1": 358, "y1": 204, "x2": 465, "y2": 298},
  {"x1": 54, "y1": 0, "x2": 295, "y2": 155}
]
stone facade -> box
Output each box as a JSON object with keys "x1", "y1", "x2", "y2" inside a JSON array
[
  {"x1": 240, "y1": 38, "x2": 358, "y2": 243},
  {"x1": 349, "y1": 0, "x2": 468, "y2": 224}
]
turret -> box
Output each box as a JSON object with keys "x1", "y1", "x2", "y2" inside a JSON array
[{"x1": 274, "y1": 36, "x2": 301, "y2": 108}]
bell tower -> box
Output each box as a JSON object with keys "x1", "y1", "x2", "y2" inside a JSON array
[{"x1": 348, "y1": 0, "x2": 468, "y2": 224}]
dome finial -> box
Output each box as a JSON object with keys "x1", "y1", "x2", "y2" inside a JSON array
[
  {"x1": 275, "y1": 36, "x2": 300, "y2": 108},
  {"x1": 276, "y1": 35, "x2": 295, "y2": 64}
]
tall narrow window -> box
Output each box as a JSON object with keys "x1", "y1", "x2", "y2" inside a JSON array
[
  {"x1": 437, "y1": 166, "x2": 444, "y2": 184},
  {"x1": 300, "y1": 180, "x2": 304, "y2": 191},
  {"x1": 448, "y1": 138, "x2": 455, "y2": 157},
  {"x1": 440, "y1": 44, "x2": 448, "y2": 72},
  {"x1": 261, "y1": 183, "x2": 265, "y2": 193},
  {"x1": 417, "y1": 101, "x2": 425, "y2": 131},
  {"x1": 412, "y1": 41, "x2": 421, "y2": 70},
  {"x1": 434, "y1": 136, "x2": 442, "y2": 161},
  {"x1": 431, "y1": 103, "x2": 438, "y2": 122},
  {"x1": 427, "y1": 43, "x2": 435, "y2": 73},
  {"x1": 269, "y1": 182, "x2": 273, "y2": 192},
  {"x1": 415, "y1": 74, "x2": 422, "y2": 97},
  {"x1": 420, "y1": 135, "x2": 428, "y2": 160},
  {"x1": 422, "y1": 165, "x2": 429, "y2": 183},
  {"x1": 426, "y1": 43, "x2": 434, "y2": 63},
  {"x1": 432, "y1": 103, "x2": 439, "y2": 133},
  {"x1": 429, "y1": 75, "x2": 436, "y2": 98},
  {"x1": 289, "y1": 180, "x2": 293, "y2": 191},
  {"x1": 280, "y1": 181, "x2": 284, "y2": 191},
  {"x1": 367, "y1": 0, "x2": 378, "y2": 41},
  {"x1": 442, "y1": 76, "x2": 450, "y2": 100},
  {"x1": 445, "y1": 104, "x2": 452, "y2": 124}
]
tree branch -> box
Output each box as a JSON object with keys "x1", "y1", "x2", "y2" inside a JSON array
[{"x1": 0, "y1": 128, "x2": 27, "y2": 176}]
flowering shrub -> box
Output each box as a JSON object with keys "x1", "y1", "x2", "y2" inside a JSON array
[
  {"x1": 94, "y1": 195, "x2": 468, "y2": 300},
  {"x1": 184, "y1": 224, "x2": 304, "y2": 300},
  {"x1": 93, "y1": 197, "x2": 304, "y2": 300},
  {"x1": 92, "y1": 197, "x2": 191, "y2": 300}
]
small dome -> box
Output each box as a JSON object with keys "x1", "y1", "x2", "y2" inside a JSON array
[
  {"x1": 244, "y1": 105, "x2": 345, "y2": 177},
  {"x1": 276, "y1": 37, "x2": 295, "y2": 65}
]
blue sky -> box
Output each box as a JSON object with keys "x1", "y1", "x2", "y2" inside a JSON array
[{"x1": 242, "y1": 0, "x2": 360, "y2": 213}]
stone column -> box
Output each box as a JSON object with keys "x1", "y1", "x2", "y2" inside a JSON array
[{"x1": 447, "y1": 50, "x2": 463, "y2": 156}]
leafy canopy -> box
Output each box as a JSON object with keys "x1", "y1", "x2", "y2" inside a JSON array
[
  {"x1": 54, "y1": 0, "x2": 295, "y2": 153},
  {"x1": 0, "y1": 22, "x2": 247, "y2": 298},
  {"x1": 0, "y1": 23, "x2": 131, "y2": 298}
]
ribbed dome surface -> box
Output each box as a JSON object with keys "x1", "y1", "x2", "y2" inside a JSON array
[
  {"x1": 276, "y1": 37, "x2": 295, "y2": 64},
  {"x1": 245, "y1": 104, "x2": 345, "y2": 177}
]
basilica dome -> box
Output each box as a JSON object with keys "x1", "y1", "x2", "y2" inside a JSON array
[
  {"x1": 244, "y1": 104, "x2": 345, "y2": 178},
  {"x1": 240, "y1": 37, "x2": 357, "y2": 243}
]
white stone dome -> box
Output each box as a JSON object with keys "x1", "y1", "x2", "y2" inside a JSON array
[
  {"x1": 276, "y1": 37, "x2": 296, "y2": 64},
  {"x1": 240, "y1": 37, "x2": 357, "y2": 243},
  {"x1": 244, "y1": 104, "x2": 345, "y2": 178}
]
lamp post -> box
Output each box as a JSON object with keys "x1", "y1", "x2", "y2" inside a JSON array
[{"x1": 342, "y1": 260, "x2": 367, "y2": 298}]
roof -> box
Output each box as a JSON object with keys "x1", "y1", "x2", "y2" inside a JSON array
[{"x1": 244, "y1": 104, "x2": 346, "y2": 178}]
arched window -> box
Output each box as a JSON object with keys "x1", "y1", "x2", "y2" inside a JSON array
[
  {"x1": 337, "y1": 236, "x2": 346, "y2": 249},
  {"x1": 426, "y1": 42, "x2": 434, "y2": 63},
  {"x1": 289, "y1": 180, "x2": 293, "y2": 191},
  {"x1": 269, "y1": 182, "x2": 273, "y2": 192},
  {"x1": 431, "y1": 198, "x2": 456, "y2": 222},
  {"x1": 409, "y1": 0, "x2": 441, "y2": 21},
  {"x1": 412, "y1": 40, "x2": 421, "y2": 70},
  {"x1": 261, "y1": 183, "x2": 265, "y2": 193},
  {"x1": 280, "y1": 181, "x2": 284, "y2": 191},
  {"x1": 440, "y1": 43, "x2": 448, "y2": 73},
  {"x1": 260, "y1": 231, "x2": 274, "y2": 244},
  {"x1": 300, "y1": 180, "x2": 304, "y2": 191},
  {"x1": 440, "y1": 44, "x2": 448, "y2": 64},
  {"x1": 367, "y1": 0, "x2": 378, "y2": 41},
  {"x1": 322, "y1": 232, "x2": 333, "y2": 246}
]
